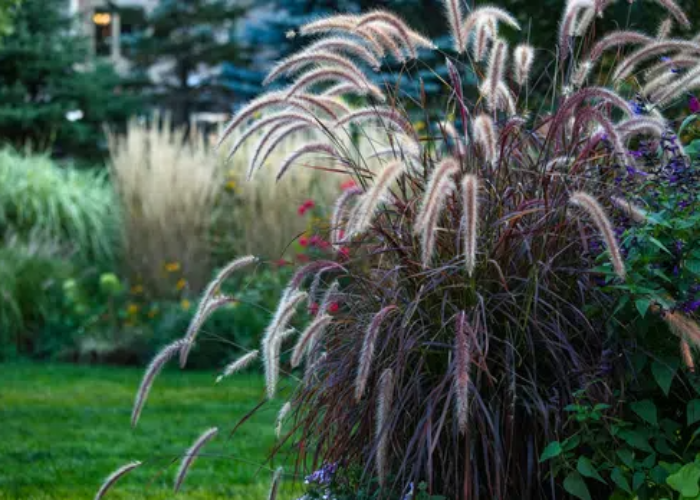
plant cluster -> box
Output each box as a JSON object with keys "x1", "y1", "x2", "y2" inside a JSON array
[{"x1": 99, "y1": 0, "x2": 700, "y2": 498}]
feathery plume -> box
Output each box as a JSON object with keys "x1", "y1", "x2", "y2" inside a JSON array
[
  {"x1": 472, "y1": 114, "x2": 498, "y2": 163},
  {"x1": 443, "y1": 0, "x2": 464, "y2": 52},
  {"x1": 513, "y1": 44, "x2": 535, "y2": 86},
  {"x1": 657, "y1": 18, "x2": 674, "y2": 39},
  {"x1": 286, "y1": 67, "x2": 383, "y2": 101},
  {"x1": 439, "y1": 121, "x2": 467, "y2": 157},
  {"x1": 180, "y1": 296, "x2": 237, "y2": 369},
  {"x1": 472, "y1": 20, "x2": 492, "y2": 62},
  {"x1": 652, "y1": 0, "x2": 690, "y2": 30},
  {"x1": 571, "y1": 60, "x2": 593, "y2": 87},
  {"x1": 408, "y1": 30, "x2": 437, "y2": 50},
  {"x1": 482, "y1": 39, "x2": 508, "y2": 109},
  {"x1": 355, "y1": 306, "x2": 398, "y2": 401},
  {"x1": 276, "y1": 143, "x2": 340, "y2": 182},
  {"x1": 323, "y1": 82, "x2": 367, "y2": 97},
  {"x1": 179, "y1": 255, "x2": 258, "y2": 367},
  {"x1": 275, "y1": 402, "x2": 291, "y2": 438},
  {"x1": 319, "y1": 280, "x2": 340, "y2": 314},
  {"x1": 420, "y1": 181, "x2": 456, "y2": 266},
  {"x1": 218, "y1": 92, "x2": 287, "y2": 148},
  {"x1": 569, "y1": 192, "x2": 626, "y2": 278},
  {"x1": 335, "y1": 107, "x2": 420, "y2": 144},
  {"x1": 346, "y1": 160, "x2": 406, "y2": 238},
  {"x1": 264, "y1": 51, "x2": 369, "y2": 86},
  {"x1": 560, "y1": 0, "x2": 595, "y2": 63},
  {"x1": 462, "y1": 175, "x2": 479, "y2": 276},
  {"x1": 304, "y1": 36, "x2": 382, "y2": 70},
  {"x1": 356, "y1": 10, "x2": 417, "y2": 58},
  {"x1": 612, "y1": 40, "x2": 700, "y2": 82},
  {"x1": 250, "y1": 123, "x2": 314, "y2": 180},
  {"x1": 174, "y1": 427, "x2": 218, "y2": 493},
  {"x1": 216, "y1": 350, "x2": 260, "y2": 383},
  {"x1": 617, "y1": 117, "x2": 667, "y2": 140},
  {"x1": 462, "y1": 6, "x2": 521, "y2": 53},
  {"x1": 358, "y1": 24, "x2": 406, "y2": 62},
  {"x1": 267, "y1": 467, "x2": 284, "y2": 500},
  {"x1": 652, "y1": 63, "x2": 700, "y2": 107},
  {"x1": 663, "y1": 311, "x2": 700, "y2": 347},
  {"x1": 415, "y1": 158, "x2": 460, "y2": 232},
  {"x1": 300, "y1": 15, "x2": 360, "y2": 36},
  {"x1": 376, "y1": 368, "x2": 394, "y2": 487},
  {"x1": 94, "y1": 461, "x2": 141, "y2": 500},
  {"x1": 558, "y1": 86, "x2": 632, "y2": 120},
  {"x1": 454, "y1": 311, "x2": 472, "y2": 434},
  {"x1": 292, "y1": 94, "x2": 349, "y2": 118},
  {"x1": 642, "y1": 71, "x2": 677, "y2": 98},
  {"x1": 291, "y1": 314, "x2": 333, "y2": 368},
  {"x1": 330, "y1": 186, "x2": 363, "y2": 249},
  {"x1": 681, "y1": 339, "x2": 695, "y2": 372},
  {"x1": 575, "y1": 7, "x2": 596, "y2": 36},
  {"x1": 226, "y1": 112, "x2": 316, "y2": 162},
  {"x1": 132, "y1": 339, "x2": 183, "y2": 428},
  {"x1": 588, "y1": 31, "x2": 654, "y2": 61}
]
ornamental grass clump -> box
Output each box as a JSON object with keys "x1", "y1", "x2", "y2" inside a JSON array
[{"x1": 111, "y1": 0, "x2": 700, "y2": 498}]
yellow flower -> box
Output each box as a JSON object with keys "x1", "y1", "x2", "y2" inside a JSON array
[
  {"x1": 176, "y1": 278, "x2": 187, "y2": 291},
  {"x1": 164, "y1": 262, "x2": 181, "y2": 273},
  {"x1": 414, "y1": 120, "x2": 426, "y2": 132},
  {"x1": 130, "y1": 284, "x2": 144, "y2": 295},
  {"x1": 181, "y1": 299, "x2": 191, "y2": 311},
  {"x1": 126, "y1": 303, "x2": 140, "y2": 316},
  {"x1": 225, "y1": 180, "x2": 237, "y2": 191}
]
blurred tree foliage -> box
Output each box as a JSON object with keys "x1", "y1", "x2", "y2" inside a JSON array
[
  {"x1": 0, "y1": 0, "x2": 21, "y2": 37},
  {"x1": 131, "y1": 0, "x2": 250, "y2": 125},
  {"x1": 0, "y1": 0, "x2": 141, "y2": 160}
]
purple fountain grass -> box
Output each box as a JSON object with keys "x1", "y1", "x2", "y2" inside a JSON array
[
  {"x1": 454, "y1": 311, "x2": 473, "y2": 434},
  {"x1": 304, "y1": 36, "x2": 382, "y2": 70},
  {"x1": 264, "y1": 51, "x2": 371, "y2": 86},
  {"x1": 275, "y1": 143, "x2": 341, "y2": 182},
  {"x1": 443, "y1": 0, "x2": 465, "y2": 53},
  {"x1": 375, "y1": 368, "x2": 394, "y2": 488},
  {"x1": 292, "y1": 94, "x2": 350, "y2": 118},
  {"x1": 217, "y1": 91, "x2": 291, "y2": 148},
  {"x1": 652, "y1": 0, "x2": 690, "y2": 30},
  {"x1": 642, "y1": 71, "x2": 677, "y2": 98},
  {"x1": 318, "y1": 280, "x2": 340, "y2": 314},
  {"x1": 587, "y1": 30, "x2": 654, "y2": 61},
  {"x1": 611, "y1": 196, "x2": 648, "y2": 223},
  {"x1": 276, "y1": 402, "x2": 291, "y2": 438},
  {"x1": 356, "y1": 10, "x2": 418, "y2": 58},
  {"x1": 180, "y1": 296, "x2": 237, "y2": 369},
  {"x1": 438, "y1": 121, "x2": 467, "y2": 157},
  {"x1": 573, "y1": 107, "x2": 627, "y2": 161},
  {"x1": 657, "y1": 18, "x2": 674, "y2": 39},
  {"x1": 461, "y1": 5, "x2": 521, "y2": 53},
  {"x1": 335, "y1": 107, "x2": 420, "y2": 144},
  {"x1": 461, "y1": 175, "x2": 479, "y2": 276},
  {"x1": 250, "y1": 122, "x2": 317, "y2": 180},
  {"x1": 644, "y1": 55, "x2": 699, "y2": 80},
  {"x1": 575, "y1": 7, "x2": 596, "y2": 36},
  {"x1": 612, "y1": 39, "x2": 700, "y2": 82},
  {"x1": 268, "y1": 467, "x2": 283, "y2": 500},
  {"x1": 664, "y1": 311, "x2": 700, "y2": 348},
  {"x1": 482, "y1": 39, "x2": 508, "y2": 110},
  {"x1": 94, "y1": 461, "x2": 141, "y2": 500},
  {"x1": 291, "y1": 314, "x2": 333, "y2": 368},
  {"x1": 472, "y1": 21, "x2": 493, "y2": 62},
  {"x1": 286, "y1": 67, "x2": 383, "y2": 101},
  {"x1": 420, "y1": 181, "x2": 456, "y2": 265},
  {"x1": 346, "y1": 160, "x2": 406, "y2": 238},
  {"x1": 681, "y1": 339, "x2": 695, "y2": 372},
  {"x1": 569, "y1": 191, "x2": 626, "y2": 279},
  {"x1": 617, "y1": 116, "x2": 667, "y2": 140},
  {"x1": 132, "y1": 339, "x2": 184, "y2": 428},
  {"x1": 216, "y1": 350, "x2": 260, "y2": 383},
  {"x1": 330, "y1": 186, "x2": 363, "y2": 250},
  {"x1": 226, "y1": 112, "x2": 318, "y2": 161},
  {"x1": 174, "y1": 427, "x2": 218, "y2": 493},
  {"x1": 472, "y1": 114, "x2": 498, "y2": 163},
  {"x1": 300, "y1": 15, "x2": 360, "y2": 36},
  {"x1": 414, "y1": 158, "x2": 460, "y2": 233},
  {"x1": 653, "y1": 63, "x2": 700, "y2": 106},
  {"x1": 513, "y1": 44, "x2": 535, "y2": 86},
  {"x1": 354, "y1": 305, "x2": 398, "y2": 402},
  {"x1": 559, "y1": 0, "x2": 595, "y2": 63},
  {"x1": 358, "y1": 24, "x2": 406, "y2": 62}
]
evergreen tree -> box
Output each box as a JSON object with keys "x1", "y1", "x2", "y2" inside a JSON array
[
  {"x1": 131, "y1": 0, "x2": 249, "y2": 124},
  {"x1": 0, "y1": 0, "x2": 141, "y2": 160}
]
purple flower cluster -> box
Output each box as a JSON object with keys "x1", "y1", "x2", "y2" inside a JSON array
[{"x1": 305, "y1": 462, "x2": 338, "y2": 486}]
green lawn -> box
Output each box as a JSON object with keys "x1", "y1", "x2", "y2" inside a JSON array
[{"x1": 0, "y1": 363, "x2": 304, "y2": 499}]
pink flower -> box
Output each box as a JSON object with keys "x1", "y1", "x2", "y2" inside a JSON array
[
  {"x1": 296, "y1": 254, "x2": 310, "y2": 263},
  {"x1": 338, "y1": 247, "x2": 350, "y2": 260},
  {"x1": 297, "y1": 199, "x2": 315, "y2": 216},
  {"x1": 690, "y1": 95, "x2": 700, "y2": 114},
  {"x1": 328, "y1": 302, "x2": 340, "y2": 314},
  {"x1": 340, "y1": 179, "x2": 357, "y2": 191},
  {"x1": 309, "y1": 302, "x2": 320, "y2": 316},
  {"x1": 309, "y1": 235, "x2": 321, "y2": 247},
  {"x1": 299, "y1": 236, "x2": 310, "y2": 247},
  {"x1": 274, "y1": 259, "x2": 290, "y2": 267}
]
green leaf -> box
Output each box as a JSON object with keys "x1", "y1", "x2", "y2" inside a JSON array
[
  {"x1": 633, "y1": 471, "x2": 645, "y2": 491},
  {"x1": 577, "y1": 456, "x2": 606, "y2": 484},
  {"x1": 611, "y1": 467, "x2": 632, "y2": 494},
  {"x1": 539, "y1": 441, "x2": 562, "y2": 462},
  {"x1": 631, "y1": 400, "x2": 658, "y2": 426},
  {"x1": 636, "y1": 298, "x2": 652, "y2": 318},
  {"x1": 617, "y1": 448, "x2": 635, "y2": 468},
  {"x1": 619, "y1": 429, "x2": 653, "y2": 452},
  {"x1": 687, "y1": 261, "x2": 700, "y2": 277},
  {"x1": 564, "y1": 471, "x2": 592, "y2": 500},
  {"x1": 648, "y1": 236, "x2": 673, "y2": 255},
  {"x1": 688, "y1": 400, "x2": 700, "y2": 426},
  {"x1": 680, "y1": 115, "x2": 700, "y2": 136},
  {"x1": 667, "y1": 463, "x2": 700, "y2": 497},
  {"x1": 652, "y1": 359, "x2": 679, "y2": 396}
]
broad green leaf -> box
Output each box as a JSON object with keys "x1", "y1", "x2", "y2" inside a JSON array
[
  {"x1": 539, "y1": 441, "x2": 562, "y2": 462},
  {"x1": 564, "y1": 471, "x2": 592, "y2": 500},
  {"x1": 641, "y1": 453, "x2": 657, "y2": 469},
  {"x1": 651, "y1": 465, "x2": 669, "y2": 485},
  {"x1": 688, "y1": 400, "x2": 700, "y2": 426},
  {"x1": 648, "y1": 236, "x2": 673, "y2": 255},
  {"x1": 652, "y1": 359, "x2": 679, "y2": 396},
  {"x1": 617, "y1": 448, "x2": 635, "y2": 468},
  {"x1": 687, "y1": 261, "x2": 700, "y2": 277},
  {"x1": 667, "y1": 463, "x2": 700, "y2": 497},
  {"x1": 633, "y1": 471, "x2": 645, "y2": 491},
  {"x1": 618, "y1": 429, "x2": 653, "y2": 452},
  {"x1": 611, "y1": 467, "x2": 632, "y2": 494},
  {"x1": 631, "y1": 400, "x2": 658, "y2": 426},
  {"x1": 635, "y1": 298, "x2": 651, "y2": 318},
  {"x1": 577, "y1": 456, "x2": 606, "y2": 484}
]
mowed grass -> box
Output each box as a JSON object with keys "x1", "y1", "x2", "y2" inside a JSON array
[{"x1": 0, "y1": 363, "x2": 304, "y2": 500}]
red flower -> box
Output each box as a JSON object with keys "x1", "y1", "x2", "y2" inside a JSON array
[
  {"x1": 297, "y1": 199, "x2": 316, "y2": 216},
  {"x1": 309, "y1": 302, "x2": 320, "y2": 316},
  {"x1": 296, "y1": 253, "x2": 310, "y2": 263},
  {"x1": 338, "y1": 247, "x2": 350, "y2": 260},
  {"x1": 299, "y1": 235, "x2": 310, "y2": 247},
  {"x1": 328, "y1": 302, "x2": 340, "y2": 314},
  {"x1": 340, "y1": 179, "x2": 357, "y2": 191}
]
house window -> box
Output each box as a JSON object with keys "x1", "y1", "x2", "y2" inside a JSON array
[{"x1": 93, "y1": 10, "x2": 112, "y2": 57}]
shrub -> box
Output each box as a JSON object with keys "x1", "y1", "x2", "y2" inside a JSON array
[
  {"x1": 112, "y1": 0, "x2": 700, "y2": 499},
  {"x1": 0, "y1": 149, "x2": 118, "y2": 262}
]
